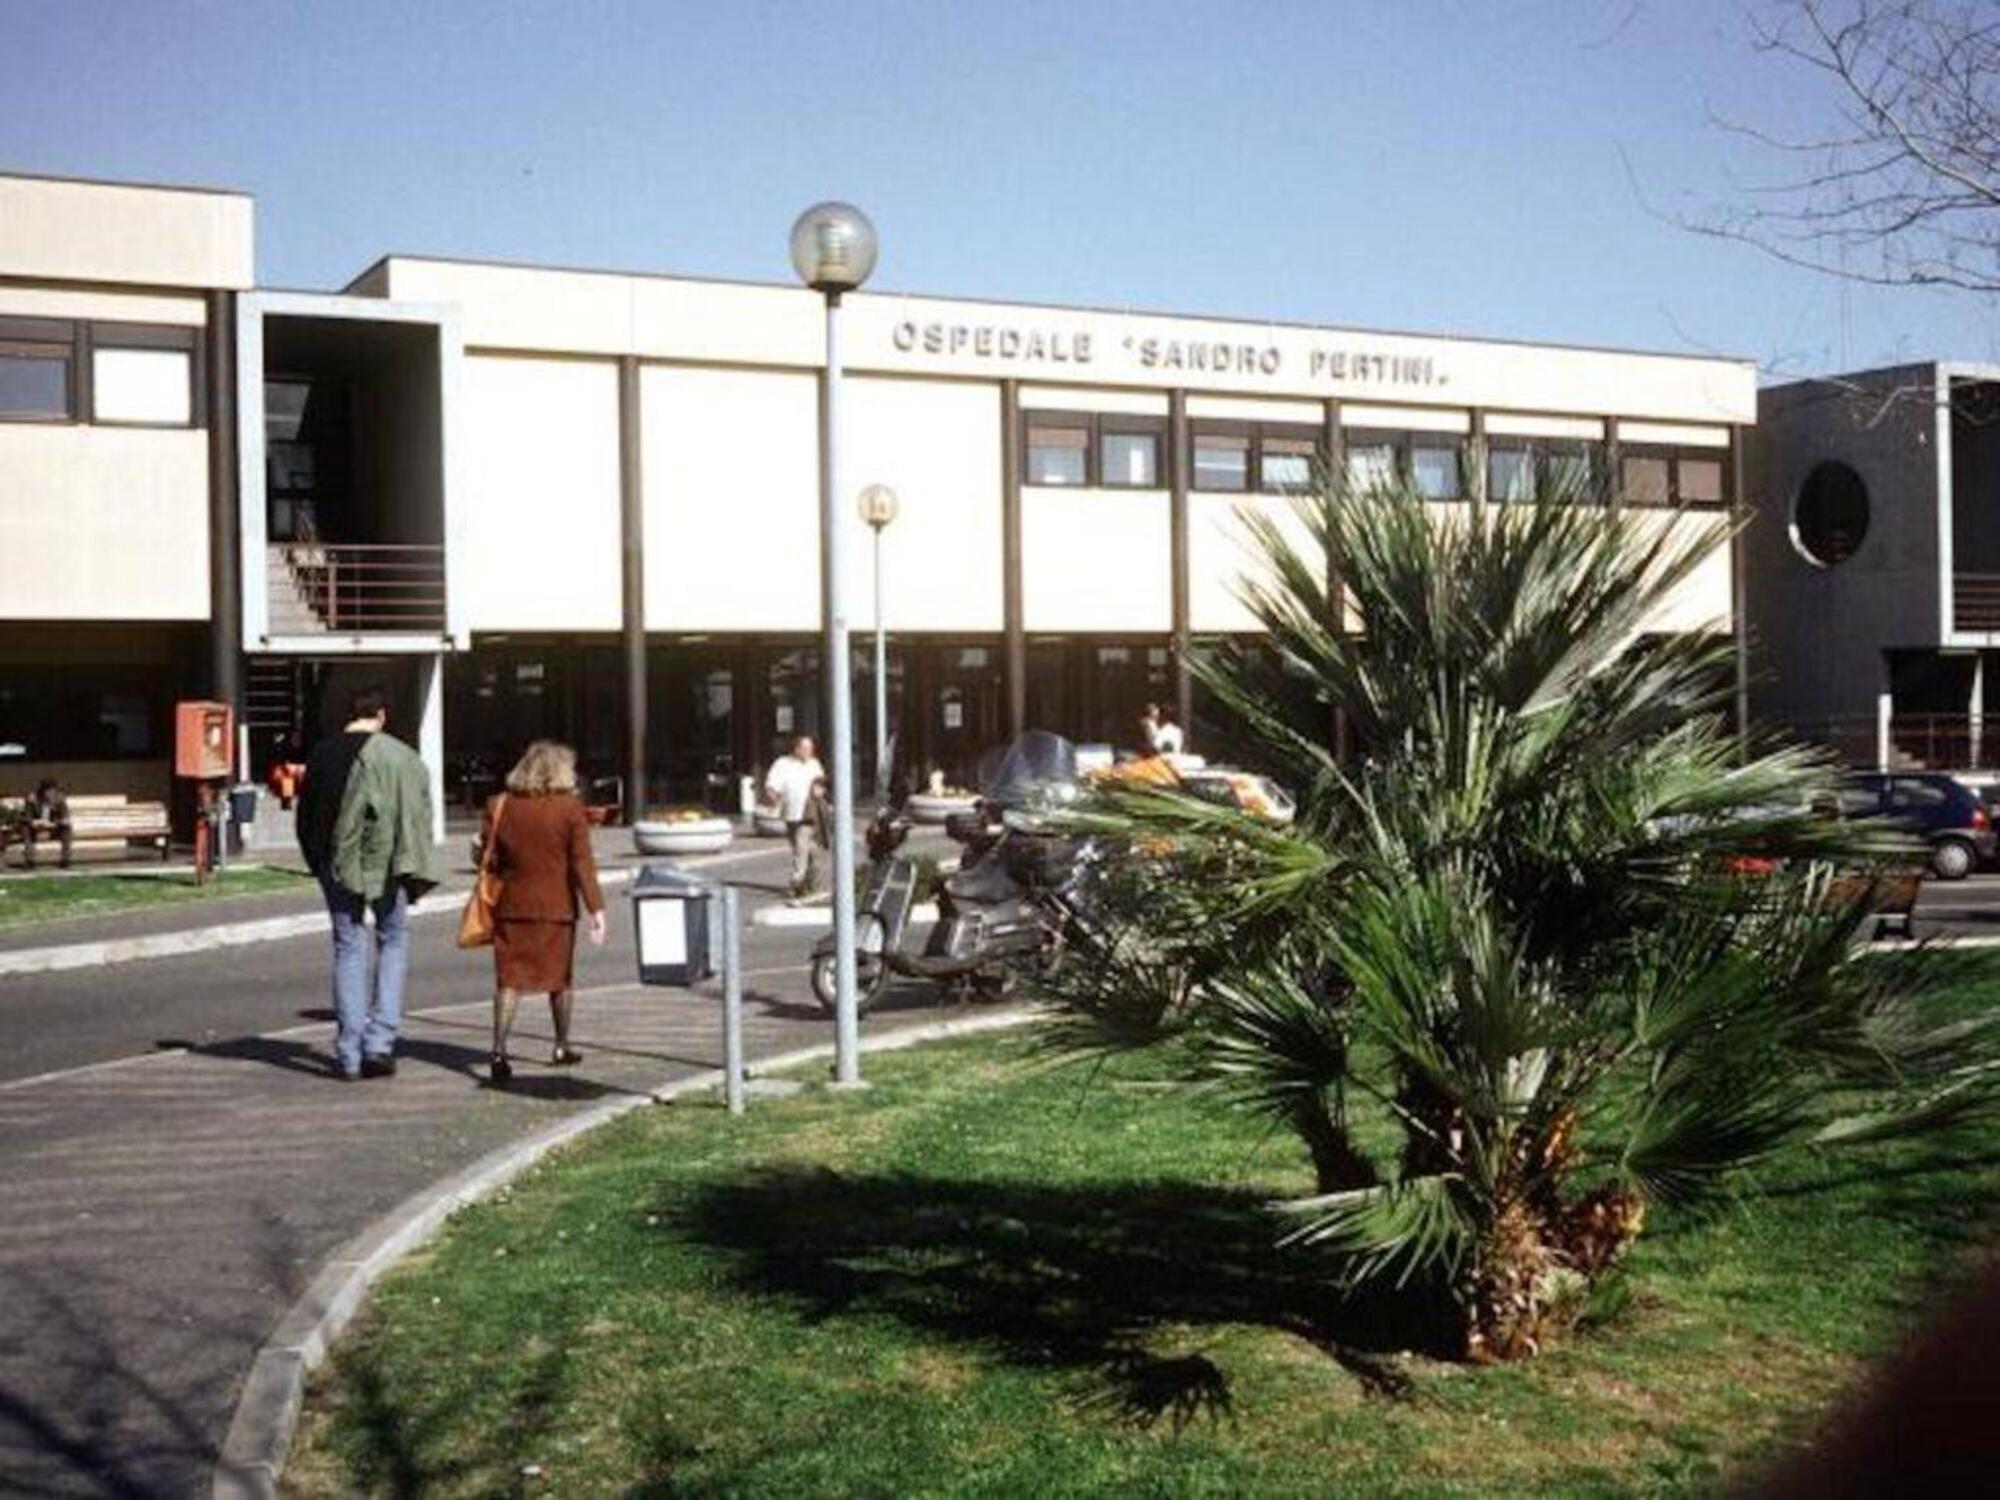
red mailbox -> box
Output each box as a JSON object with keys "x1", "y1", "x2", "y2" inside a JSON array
[{"x1": 175, "y1": 700, "x2": 234, "y2": 781}]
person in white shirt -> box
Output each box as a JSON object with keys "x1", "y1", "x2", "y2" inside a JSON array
[
  {"x1": 1137, "y1": 703, "x2": 1164, "y2": 756},
  {"x1": 1155, "y1": 712, "x2": 1186, "y2": 756},
  {"x1": 764, "y1": 736, "x2": 827, "y2": 898}
]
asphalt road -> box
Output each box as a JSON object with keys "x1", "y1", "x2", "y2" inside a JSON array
[{"x1": 1911, "y1": 870, "x2": 2000, "y2": 938}]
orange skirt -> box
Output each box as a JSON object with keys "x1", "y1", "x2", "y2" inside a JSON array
[{"x1": 492, "y1": 918, "x2": 577, "y2": 993}]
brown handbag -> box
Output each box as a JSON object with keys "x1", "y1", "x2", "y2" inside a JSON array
[{"x1": 456, "y1": 793, "x2": 507, "y2": 950}]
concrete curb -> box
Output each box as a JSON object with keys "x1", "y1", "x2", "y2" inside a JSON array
[
  {"x1": 209, "y1": 1005, "x2": 1040, "y2": 1500},
  {"x1": 0, "y1": 867, "x2": 639, "y2": 980}
]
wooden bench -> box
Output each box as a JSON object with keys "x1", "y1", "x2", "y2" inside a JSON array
[{"x1": 1, "y1": 794, "x2": 172, "y2": 865}]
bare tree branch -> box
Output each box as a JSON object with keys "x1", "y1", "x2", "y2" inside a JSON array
[{"x1": 1689, "y1": 0, "x2": 2000, "y2": 294}]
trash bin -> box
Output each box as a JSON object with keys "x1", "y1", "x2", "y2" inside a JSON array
[
  {"x1": 631, "y1": 862, "x2": 716, "y2": 986},
  {"x1": 229, "y1": 785, "x2": 260, "y2": 828}
]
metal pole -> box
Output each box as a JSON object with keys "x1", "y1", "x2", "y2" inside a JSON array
[
  {"x1": 721, "y1": 884, "x2": 744, "y2": 1115},
  {"x1": 873, "y1": 523, "x2": 888, "y2": 796},
  {"x1": 823, "y1": 294, "x2": 863, "y2": 1085}
]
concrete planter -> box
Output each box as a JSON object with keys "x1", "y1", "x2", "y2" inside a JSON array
[
  {"x1": 632, "y1": 817, "x2": 734, "y2": 856},
  {"x1": 905, "y1": 792, "x2": 979, "y2": 825}
]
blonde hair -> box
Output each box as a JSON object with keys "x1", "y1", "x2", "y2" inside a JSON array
[{"x1": 505, "y1": 739, "x2": 579, "y2": 796}]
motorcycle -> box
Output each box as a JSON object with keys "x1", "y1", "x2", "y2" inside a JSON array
[{"x1": 809, "y1": 730, "x2": 1092, "y2": 1015}]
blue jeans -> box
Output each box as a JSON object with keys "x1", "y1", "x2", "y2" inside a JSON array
[{"x1": 320, "y1": 875, "x2": 411, "y2": 1074}]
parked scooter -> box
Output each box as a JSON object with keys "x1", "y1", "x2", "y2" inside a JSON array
[{"x1": 809, "y1": 731, "x2": 1091, "y2": 1015}]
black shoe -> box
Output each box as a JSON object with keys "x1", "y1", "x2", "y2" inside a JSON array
[
  {"x1": 489, "y1": 1053, "x2": 512, "y2": 1084},
  {"x1": 360, "y1": 1055, "x2": 397, "y2": 1079},
  {"x1": 551, "y1": 1046, "x2": 583, "y2": 1067}
]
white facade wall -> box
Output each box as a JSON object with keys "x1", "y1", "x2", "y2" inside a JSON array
[
  {"x1": 370, "y1": 254, "x2": 1755, "y2": 643},
  {"x1": 1643, "y1": 512, "x2": 1737, "y2": 634},
  {"x1": 0, "y1": 175, "x2": 252, "y2": 291},
  {"x1": 642, "y1": 365, "x2": 821, "y2": 631},
  {"x1": 0, "y1": 425, "x2": 209, "y2": 619},
  {"x1": 1189, "y1": 492, "x2": 1324, "y2": 634},
  {"x1": 457, "y1": 354, "x2": 622, "y2": 631},
  {"x1": 1022, "y1": 488, "x2": 1173, "y2": 632},
  {"x1": 841, "y1": 376, "x2": 1004, "y2": 632}
]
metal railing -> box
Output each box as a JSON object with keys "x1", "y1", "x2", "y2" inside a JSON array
[
  {"x1": 267, "y1": 543, "x2": 446, "y2": 634},
  {"x1": 1806, "y1": 713, "x2": 1999, "y2": 771},
  {"x1": 1954, "y1": 573, "x2": 2000, "y2": 632}
]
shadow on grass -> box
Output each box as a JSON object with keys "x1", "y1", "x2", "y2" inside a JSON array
[{"x1": 676, "y1": 1168, "x2": 1445, "y2": 1426}]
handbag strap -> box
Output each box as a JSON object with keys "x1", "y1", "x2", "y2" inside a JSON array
[{"x1": 481, "y1": 793, "x2": 508, "y2": 875}]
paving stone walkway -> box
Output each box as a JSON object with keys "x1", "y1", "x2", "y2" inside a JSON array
[{"x1": 0, "y1": 838, "x2": 955, "y2": 1497}]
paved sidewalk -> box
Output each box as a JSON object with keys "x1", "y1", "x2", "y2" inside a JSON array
[{"x1": 0, "y1": 880, "x2": 958, "y2": 1497}]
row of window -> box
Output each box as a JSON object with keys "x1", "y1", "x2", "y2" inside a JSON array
[
  {"x1": 1021, "y1": 411, "x2": 1730, "y2": 508},
  {"x1": 0, "y1": 317, "x2": 202, "y2": 428}
]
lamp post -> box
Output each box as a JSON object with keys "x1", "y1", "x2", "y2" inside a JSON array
[
  {"x1": 857, "y1": 484, "x2": 900, "y2": 797},
  {"x1": 790, "y1": 200, "x2": 878, "y2": 1088}
]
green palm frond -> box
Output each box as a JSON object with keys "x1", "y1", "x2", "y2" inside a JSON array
[{"x1": 1274, "y1": 1174, "x2": 1473, "y2": 1288}]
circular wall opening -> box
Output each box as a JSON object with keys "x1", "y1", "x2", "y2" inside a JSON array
[{"x1": 1792, "y1": 460, "x2": 1870, "y2": 567}]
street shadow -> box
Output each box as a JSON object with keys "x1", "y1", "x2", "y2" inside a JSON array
[
  {"x1": 156, "y1": 1032, "x2": 632, "y2": 1101},
  {"x1": 0, "y1": 1219, "x2": 307, "y2": 1496},
  {"x1": 674, "y1": 1169, "x2": 1442, "y2": 1424},
  {"x1": 756, "y1": 979, "x2": 948, "y2": 1023}
]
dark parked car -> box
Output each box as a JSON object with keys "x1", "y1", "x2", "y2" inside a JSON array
[{"x1": 1843, "y1": 772, "x2": 1996, "y2": 880}]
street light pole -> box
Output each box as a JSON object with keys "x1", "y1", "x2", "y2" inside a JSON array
[
  {"x1": 857, "y1": 484, "x2": 900, "y2": 799},
  {"x1": 790, "y1": 202, "x2": 878, "y2": 1089},
  {"x1": 873, "y1": 521, "x2": 886, "y2": 793}
]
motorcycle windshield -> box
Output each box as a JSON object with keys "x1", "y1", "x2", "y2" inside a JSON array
[{"x1": 979, "y1": 729, "x2": 1079, "y2": 810}]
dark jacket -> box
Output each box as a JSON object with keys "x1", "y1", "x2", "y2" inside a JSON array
[
  {"x1": 482, "y1": 793, "x2": 604, "y2": 922},
  {"x1": 296, "y1": 732, "x2": 371, "y2": 876}
]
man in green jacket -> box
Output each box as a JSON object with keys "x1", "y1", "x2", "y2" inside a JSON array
[{"x1": 297, "y1": 686, "x2": 441, "y2": 1081}]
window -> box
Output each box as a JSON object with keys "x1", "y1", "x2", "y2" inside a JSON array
[
  {"x1": 1793, "y1": 459, "x2": 1869, "y2": 567},
  {"x1": 93, "y1": 345, "x2": 193, "y2": 425},
  {"x1": 1622, "y1": 446, "x2": 1727, "y2": 509},
  {"x1": 1025, "y1": 420, "x2": 1090, "y2": 486},
  {"x1": 1194, "y1": 430, "x2": 1251, "y2": 491},
  {"x1": 1411, "y1": 440, "x2": 1463, "y2": 500},
  {"x1": 0, "y1": 328, "x2": 73, "y2": 421},
  {"x1": 0, "y1": 667, "x2": 165, "y2": 760},
  {"x1": 1260, "y1": 434, "x2": 1318, "y2": 493},
  {"x1": 1890, "y1": 778, "x2": 1949, "y2": 811},
  {"x1": 1541, "y1": 441, "x2": 1601, "y2": 493},
  {"x1": 1677, "y1": 454, "x2": 1725, "y2": 509},
  {"x1": 1621, "y1": 453, "x2": 1671, "y2": 507},
  {"x1": 1345, "y1": 432, "x2": 1399, "y2": 492},
  {"x1": 1101, "y1": 427, "x2": 1161, "y2": 488},
  {"x1": 1488, "y1": 444, "x2": 1532, "y2": 502}
]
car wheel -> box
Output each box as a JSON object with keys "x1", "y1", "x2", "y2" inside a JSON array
[{"x1": 1932, "y1": 837, "x2": 1976, "y2": 881}]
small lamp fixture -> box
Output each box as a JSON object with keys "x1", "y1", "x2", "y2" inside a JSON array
[
  {"x1": 856, "y1": 483, "x2": 900, "y2": 530},
  {"x1": 788, "y1": 201, "x2": 879, "y2": 294}
]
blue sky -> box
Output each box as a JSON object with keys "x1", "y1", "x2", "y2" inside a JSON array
[{"x1": 7, "y1": 0, "x2": 1991, "y2": 377}]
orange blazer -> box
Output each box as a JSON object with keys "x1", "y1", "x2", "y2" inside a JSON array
[{"x1": 482, "y1": 792, "x2": 605, "y2": 922}]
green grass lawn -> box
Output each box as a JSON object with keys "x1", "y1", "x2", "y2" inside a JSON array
[
  {"x1": 0, "y1": 865, "x2": 311, "y2": 930},
  {"x1": 286, "y1": 1000, "x2": 1998, "y2": 1498}
]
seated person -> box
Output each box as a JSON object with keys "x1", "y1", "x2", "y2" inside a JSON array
[{"x1": 23, "y1": 778, "x2": 72, "y2": 869}]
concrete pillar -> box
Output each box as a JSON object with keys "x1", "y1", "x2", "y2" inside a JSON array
[
  {"x1": 1001, "y1": 379, "x2": 1025, "y2": 739},
  {"x1": 1731, "y1": 426, "x2": 1751, "y2": 762},
  {"x1": 619, "y1": 357, "x2": 647, "y2": 823},
  {"x1": 417, "y1": 652, "x2": 446, "y2": 845},
  {"x1": 1971, "y1": 653, "x2": 1986, "y2": 770},
  {"x1": 206, "y1": 289, "x2": 242, "y2": 754},
  {"x1": 1322, "y1": 397, "x2": 1349, "y2": 763},
  {"x1": 1168, "y1": 389, "x2": 1192, "y2": 735}
]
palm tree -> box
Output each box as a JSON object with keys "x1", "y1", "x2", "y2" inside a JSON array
[{"x1": 1038, "y1": 460, "x2": 2000, "y2": 1361}]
